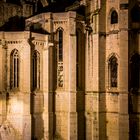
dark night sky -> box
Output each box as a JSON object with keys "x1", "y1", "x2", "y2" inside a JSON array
[
  {"x1": 5, "y1": 0, "x2": 80, "y2": 13},
  {"x1": 37, "y1": 0, "x2": 79, "y2": 13},
  {"x1": 5, "y1": 0, "x2": 77, "y2": 3}
]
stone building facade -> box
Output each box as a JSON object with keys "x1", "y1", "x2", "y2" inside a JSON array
[{"x1": 0, "y1": 0, "x2": 139, "y2": 140}]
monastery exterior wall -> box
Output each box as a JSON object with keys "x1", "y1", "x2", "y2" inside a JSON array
[{"x1": 0, "y1": 0, "x2": 139, "y2": 139}]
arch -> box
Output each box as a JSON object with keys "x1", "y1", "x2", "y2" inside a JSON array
[
  {"x1": 56, "y1": 27, "x2": 64, "y2": 88},
  {"x1": 10, "y1": 49, "x2": 19, "y2": 89},
  {"x1": 56, "y1": 27, "x2": 64, "y2": 62},
  {"x1": 110, "y1": 10, "x2": 118, "y2": 24},
  {"x1": 107, "y1": 53, "x2": 119, "y2": 63},
  {"x1": 32, "y1": 50, "x2": 40, "y2": 90},
  {"x1": 108, "y1": 55, "x2": 118, "y2": 88},
  {"x1": 56, "y1": 27, "x2": 64, "y2": 32},
  {"x1": 131, "y1": 4, "x2": 140, "y2": 22}
]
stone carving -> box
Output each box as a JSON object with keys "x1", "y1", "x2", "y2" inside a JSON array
[
  {"x1": 54, "y1": 20, "x2": 67, "y2": 25},
  {"x1": 57, "y1": 62, "x2": 63, "y2": 88}
]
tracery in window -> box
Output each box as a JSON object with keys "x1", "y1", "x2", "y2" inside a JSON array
[
  {"x1": 56, "y1": 28, "x2": 64, "y2": 88},
  {"x1": 109, "y1": 56, "x2": 118, "y2": 87},
  {"x1": 32, "y1": 50, "x2": 40, "y2": 90},
  {"x1": 10, "y1": 49, "x2": 19, "y2": 89},
  {"x1": 58, "y1": 29, "x2": 63, "y2": 62},
  {"x1": 111, "y1": 10, "x2": 118, "y2": 24}
]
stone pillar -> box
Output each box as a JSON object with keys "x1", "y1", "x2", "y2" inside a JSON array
[
  {"x1": 0, "y1": 38, "x2": 7, "y2": 124},
  {"x1": 21, "y1": 34, "x2": 32, "y2": 140},
  {"x1": 22, "y1": 94, "x2": 32, "y2": 140},
  {"x1": 119, "y1": 31, "x2": 129, "y2": 140},
  {"x1": 119, "y1": 2, "x2": 129, "y2": 139},
  {"x1": 68, "y1": 93, "x2": 77, "y2": 140},
  {"x1": 67, "y1": 12, "x2": 77, "y2": 140},
  {"x1": 0, "y1": 39, "x2": 3, "y2": 91},
  {"x1": 43, "y1": 42, "x2": 54, "y2": 140}
]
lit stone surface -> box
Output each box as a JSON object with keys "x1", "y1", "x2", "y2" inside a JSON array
[{"x1": 0, "y1": 0, "x2": 139, "y2": 140}]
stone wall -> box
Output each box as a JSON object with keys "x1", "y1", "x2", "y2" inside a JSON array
[{"x1": 0, "y1": 0, "x2": 139, "y2": 139}]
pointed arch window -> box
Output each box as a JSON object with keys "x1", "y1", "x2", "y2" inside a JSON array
[
  {"x1": 32, "y1": 50, "x2": 40, "y2": 90},
  {"x1": 109, "y1": 56, "x2": 118, "y2": 87},
  {"x1": 111, "y1": 10, "x2": 118, "y2": 24},
  {"x1": 56, "y1": 28, "x2": 64, "y2": 88},
  {"x1": 10, "y1": 49, "x2": 19, "y2": 89},
  {"x1": 58, "y1": 29, "x2": 63, "y2": 62}
]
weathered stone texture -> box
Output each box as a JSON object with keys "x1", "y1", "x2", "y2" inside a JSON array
[{"x1": 0, "y1": 0, "x2": 140, "y2": 140}]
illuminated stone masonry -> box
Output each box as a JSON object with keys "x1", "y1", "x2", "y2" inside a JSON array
[{"x1": 0, "y1": 0, "x2": 140, "y2": 140}]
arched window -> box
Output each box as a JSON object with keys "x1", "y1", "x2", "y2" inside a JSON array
[
  {"x1": 58, "y1": 29, "x2": 63, "y2": 62},
  {"x1": 56, "y1": 28, "x2": 64, "y2": 88},
  {"x1": 10, "y1": 49, "x2": 19, "y2": 89},
  {"x1": 32, "y1": 50, "x2": 40, "y2": 90},
  {"x1": 131, "y1": 4, "x2": 140, "y2": 22},
  {"x1": 130, "y1": 53, "x2": 140, "y2": 90},
  {"x1": 111, "y1": 10, "x2": 118, "y2": 24},
  {"x1": 109, "y1": 56, "x2": 118, "y2": 87}
]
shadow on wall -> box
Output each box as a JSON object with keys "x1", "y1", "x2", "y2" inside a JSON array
[
  {"x1": 30, "y1": 23, "x2": 50, "y2": 34},
  {"x1": 54, "y1": 132, "x2": 65, "y2": 140},
  {"x1": 0, "y1": 16, "x2": 25, "y2": 31},
  {"x1": 0, "y1": 15, "x2": 50, "y2": 34},
  {"x1": 129, "y1": 53, "x2": 140, "y2": 140},
  {"x1": 30, "y1": 88, "x2": 44, "y2": 139}
]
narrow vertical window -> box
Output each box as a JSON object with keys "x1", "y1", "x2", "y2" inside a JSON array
[
  {"x1": 32, "y1": 50, "x2": 40, "y2": 90},
  {"x1": 57, "y1": 28, "x2": 64, "y2": 88},
  {"x1": 109, "y1": 56, "x2": 118, "y2": 87},
  {"x1": 58, "y1": 30, "x2": 63, "y2": 62},
  {"x1": 10, "y1": 49, "x2": 19, "y2": 89},
  {"x1": 111, "y1": 10, "x2": 118, "y2": 24}
]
